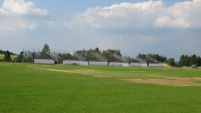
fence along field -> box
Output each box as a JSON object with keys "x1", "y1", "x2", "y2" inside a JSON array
[{"x1": 1, "y1": 62, "x2": 201, "y2": 113}]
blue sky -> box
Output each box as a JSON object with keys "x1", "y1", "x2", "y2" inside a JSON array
[{"x1": 0, "y1": 0, "x2": 200, "y2": 60}]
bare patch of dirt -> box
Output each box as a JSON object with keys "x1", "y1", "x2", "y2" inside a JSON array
[
  {"x1": 47, "y1": 68, "x2": 98, "y2": 75},
  {"x1": 163, "y1": 63, "x2": 171, "y2": 68},
  {"x1": 122, "y1": 77, "x2": 201, "y2": 87},
  {"x1": 46, "y1": 68, "x2": 112, "y2": 78}
]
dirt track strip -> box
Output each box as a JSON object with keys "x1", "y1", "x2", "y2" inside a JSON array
[
  {"x1": 47, "y1": 68, "x2": 98, "y2": 75},
  {"x1": 123, "y1": 77, "x2": 201, "y2": 87}
]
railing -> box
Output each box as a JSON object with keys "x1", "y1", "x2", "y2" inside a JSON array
[
  {"x1": 73, "y1": 52, "x2": 86, "y2": 61},
  {"x1": 134, "y1": 56, "x2": 146, "y2": 63},
  {"x1": 94, "y1": 52, "x2": 108, "y2": 62},
  {"x1": 113, "y1": 54, "x2": 129, "y2": 63},
  {"x1": 146, "y1": 55, "x2": 160, "y2": 63}
]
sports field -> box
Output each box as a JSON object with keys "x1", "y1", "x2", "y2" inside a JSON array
[{"x1": 0, "y1": 62, "x2": 201, "y2": 113}]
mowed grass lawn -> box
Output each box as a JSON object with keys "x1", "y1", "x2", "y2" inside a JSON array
[{"x1": 0, "y1": 63, "x2": 201, "y2": 113}]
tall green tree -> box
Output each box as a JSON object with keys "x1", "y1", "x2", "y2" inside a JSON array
[
  {"x1": 95, "y1": 47, "x2": 100, "y2": 53},
  {"x1": 190, "y1": 54, "x2": 198, "y2": 65},
  {"x1": 179, "y1": 55, "x2": 185, "y2": 66},
  {"x1": 153, "y1": 54, "x2": 167, "y2": 62},
  {"x1": 198, "y1": 56, "x2": 201, "y2": 66},
  {"x1": 184, "y1": 55, "x2": 190, "y2": 66},
  {"x1": 41, "y1": 43, "x2": 51, "y2": 58},
  {"x1": 4, "y1": 50, "x2": 11, "y2": 62},
  {"x1": 165, "y1": 58, "x2": 175, "y2": 66}
]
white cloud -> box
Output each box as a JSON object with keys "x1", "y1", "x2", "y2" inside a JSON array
[
  {"x1": 75, "y1": 1, "x2": 164, "y2": 29},
  {"x1": 0, "y1": 18, "x2": 37, "y2": 35},
  {"x1": 68, "y1": 0, "x2": 201, "y2": 29},
  {"x1": 0, "y1": 0, "x2": 48, "y2": 36},
  {"x1": 0, "y1": 0, "x2": 48, "y2": 16},
  {"x1": 155, "y1": 0, "x2": 201, "y2": 28}
]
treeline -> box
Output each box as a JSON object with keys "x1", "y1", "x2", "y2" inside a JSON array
[
  {"x1": 75, "y1": 49, "x2": 177, "y2": 66},
  {"x1": 0, "y1": 49, "x2": 28, "y2": 62},
  {"x1": 138, "y1": 54, "x2": 167, "y2": 62},
  {"x1": 137, "y1": 53, "x2": 176, "y2": 66},
  {"x1": 0, "y1": 47, "x2": 176, "y2": 67},
  {"x1": 0, "y1": 50, "x2": 13, "y2": 62},
  {"x1": 138, "y1": 54, "x2": 201, "y2": 67},
  {"x1": 0, "y1": 49, "x2": 15, "y2": 55},
  {"x1": 1, "y1": 45, "x2": 201, "y2": 67},
  {"x1": 74, "y1": 48, "x2": 122, "y2": 62},
  {"x1": 179, "y1": 54, "x2": 201, "y2": 67},
  {"x1": 75, "y1": 48, "x2": 121, "y2": 56}
]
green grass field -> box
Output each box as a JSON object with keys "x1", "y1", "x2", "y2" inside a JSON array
[
  {"x1": 0, "y1": 54, "x2": 3, "y2": 60},
  {"x1": 0, "y1": 62, "x2": 201, "y2": 113},
  {"x1": 0, "y1": 54, "x2": 17, "y2": 61}
]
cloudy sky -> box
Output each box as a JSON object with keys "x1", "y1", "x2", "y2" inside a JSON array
[{"x1": 0, "y1": 0, "x2": 201, "y2": 60}]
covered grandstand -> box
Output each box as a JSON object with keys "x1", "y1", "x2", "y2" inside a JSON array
[{"x1": 24, "y1": 48, "x2": 163, "y2": 67}]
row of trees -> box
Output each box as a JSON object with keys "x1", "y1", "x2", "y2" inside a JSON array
[
  {"x1": 0, "y1": 50, "x2": 16, "y2": 62},
  {"x1": 76, "y1": 49, "x2": 169, "y2": 62},
  {"x1": 0, "y1": 50, "x2": 30, "y2": 62},
  {"x1": 74, "y1": 48, "x2": 122, "y2": 62},
  {"x1": 137, "y1": 53, "x2": 176, "y2": 66},
  {"x1": 0, "y1": 50, "x2": 15, "y2": 55},
  {"x1": 2, "y1": 50, "x2": 11, "y2": 62},
  {"x1": 1, "y1": 44, "x2": 201, "y2": 67},
  {"x1": 179, "y1": 54, "x2": 201, "y2": 67},
  {"x1": 138, "y1": 54, "x2": 167, "y2": 62},
  {"x1": 74, "y1": 49, "x2": 177, "y2": 66},
  {"x1": 75, "y1": 48, "x2": 121, "y2": 56},
  {"x1": 0, "y1": 46, "x2": 177, "y2": 67}
]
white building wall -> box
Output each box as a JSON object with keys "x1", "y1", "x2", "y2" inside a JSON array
[
  {"x1": 130, "y1": 63, "x2": 141, "y2": 67},
  {"x1": 80, "y1": 61, "x2": 88, "y2": 66},
  {"x1": 149, "y1": 63, "x2": 163, "y2": 67},
  {"x1": 109, "y1": 62, "x2": 122, "y2": 66},
  {"x1": 89, "y1": 61, "x2": 108, "y2": 66},
  {"x1": 63, "y1": 60, "x2": 80, "y2": 65},
  {"x1": 141, "y1": 63, "x2": 148, "y2": 67},
  {"x1": 122, "y1": 63, "x2": 129, "y2": 67},
  {"x1": 34, "y1": 59, "x2": 55, "y2": 64}
]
